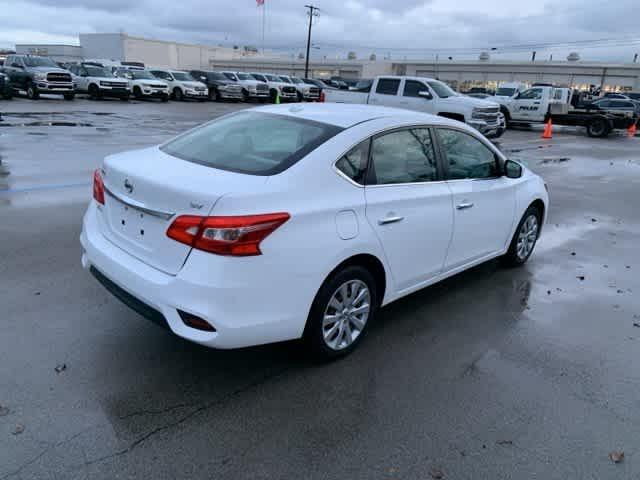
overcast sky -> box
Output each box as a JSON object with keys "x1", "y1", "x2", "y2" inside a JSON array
[{"x1": 1, "y1": 0, "x2": 639, "y2": 62}]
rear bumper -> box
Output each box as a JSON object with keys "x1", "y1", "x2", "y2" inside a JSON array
[{"x1": 80, "y1": 202, "x2": 310, "y2": 349}]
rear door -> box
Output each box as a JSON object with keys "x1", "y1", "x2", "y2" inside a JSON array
[
  {"x1": 435, "y1": 128, "x2": 517, "y2": 270},
  {"x1": 368, "y1": 78, "x2": 403, "y2": 108},
  {"x1": 364, "y1": 127, "x2": 454, "y2": 292}
]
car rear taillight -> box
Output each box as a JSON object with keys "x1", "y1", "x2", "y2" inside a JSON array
[
  {"x1": 166, "y1": 213, "x2": 290, "y2": 256},
  {"x1": 93, "y1": 169, "x2": 105, "y2": 205}
]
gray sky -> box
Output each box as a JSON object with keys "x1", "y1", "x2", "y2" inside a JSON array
[{"x1": 1, "y1": 0, "x2": 639, "y2": 62}]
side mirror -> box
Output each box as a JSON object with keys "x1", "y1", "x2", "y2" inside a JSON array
[
  {"x1": 418, "y1": 90, "x2": 433, "y2": 100},
  {"x1": 504, "y1": 160, "x2": 523, "y2": 179}
]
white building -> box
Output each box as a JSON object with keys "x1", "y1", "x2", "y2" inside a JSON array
[
  {"x1": 79, "y1": 33, "x2": 259, "y2": 69},
  {"x1": 15, "y1": 44, "x2": 83, "y2": 63}
]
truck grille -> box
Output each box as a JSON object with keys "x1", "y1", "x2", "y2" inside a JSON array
[
  {"x1": 282, "y1": 86, "x2": 296, "y2": 94},
  {"x1": 308, "y1": 87, "x2": 320, "y2": 95},
  {"x1": 101, "y1": 81, "x2": 128, "y2": 88},
  {"x1": 195, "y1": 86, "x2": 206, "y2": 92},
  {"x1": 472, "y1": 106, "x2": 500, "y2": 123},
  {"x1": 256, "y1": 83, "x2": 268, "y2": 92},
  {"x1": 47, "y1": 72, "x2": 72, "y2": 83}
]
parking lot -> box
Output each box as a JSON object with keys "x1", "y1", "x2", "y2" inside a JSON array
[{"x1": 1, "y1": 96, "x2": 640, "y2": 479}]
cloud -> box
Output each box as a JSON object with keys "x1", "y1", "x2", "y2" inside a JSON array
[{"x1": 0, "y1": 0, "x2": 638, "y2": 62}]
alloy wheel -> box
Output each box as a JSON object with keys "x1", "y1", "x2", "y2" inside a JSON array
[
  {"x1": 322, "y1": 280, "x2": 371, "y2": 351},
  {"x1": 516, "y1": 215, "x2": 539, "y2": 260}
]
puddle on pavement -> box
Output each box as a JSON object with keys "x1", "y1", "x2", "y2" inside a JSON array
[
  {"x1": 536, "y1": 221, "x2": 602, "y2": 254},
  {"x1": 540, "y1": 157, "x2": 571, "y2": 164}
]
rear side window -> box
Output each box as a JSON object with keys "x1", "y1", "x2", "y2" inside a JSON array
[
  {"x1": 375, "y1": 79, "x2": 400, "y2": 95},
  {"x1": 369, "y1": 128, "x2": 438, "y2": 184},
  {"x1": 335, "y1": 141, "x2": 369, "y2": 185},
  {"x1": 161, "y1": 112, "x2": 343, "y2": 176}
]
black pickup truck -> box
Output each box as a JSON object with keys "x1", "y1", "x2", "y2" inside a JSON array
[{"x1": 2, "y1": 54, "x2": 74, "y2": 100}]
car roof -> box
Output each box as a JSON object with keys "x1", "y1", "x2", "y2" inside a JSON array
[{"x1": 252, "y1": 103, "x2": 467, "y2": 129}]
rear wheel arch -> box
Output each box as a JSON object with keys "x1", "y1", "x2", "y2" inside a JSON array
[{"x1": 317, "y1": 254, "x2": 387, "y2": 308}]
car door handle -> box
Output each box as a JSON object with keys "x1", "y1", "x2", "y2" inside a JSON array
[
  {"x1": 378, "y1": 216, "x2": 404, "y2": 225},
  {"x1": 456, "y1": 202, "x2": 474, "y2": 210}
]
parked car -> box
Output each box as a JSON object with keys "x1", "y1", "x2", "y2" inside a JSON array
[
  {"x1": 219, "y1": 71, "x2": 269, "y2": 102},
  {"x1": 584, "y1": 98, "x2": 640, "y2": 116},
  {"x1": 0, "y1": 71, "x2": 12, "y2": 99},
  {"x1": 625, "y1": 92, "x2": 640, "y2": 101},
  {"x1": 247, "y1": 72, "x2": 298, "y2": 102},
  {"x1": 329, "y1": 77, "x2": 349, "y2": 89},
  {"x1": 305, "y1": 78, "x2": 337, "y2": 91},
  {"x1": 68, "y1": 63, "x2": 130, "y2": 101},
  {"x1": 3, "y1": 54, "x2": 74, "y2": 100},
  {"x1": 189, "y1": 70, "x2": 244, "y2": 102},
  {"x1": 149, "y1": 69, "x2": 208, "y2": 101},
  {"x1": 81, "y1": 103, "x2": 548, "y2": 359},
  {"x1": 279, "y1": 75, "x2": 320, "y2": 101},
  {"x1": 325, "y1": 75, "x2": 505, "y2": 138},
  {"x1": 114, "y1": 68, "x2": 169, "y2": 101}
]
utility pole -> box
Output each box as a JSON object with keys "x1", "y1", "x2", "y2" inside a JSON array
[{"x1": 304, "y1": 5, "x2": 320, "y2": 78}]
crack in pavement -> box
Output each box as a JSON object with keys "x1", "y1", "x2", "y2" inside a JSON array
[
  {"x1": 82, "y1": 366, "x2": 291, "y2": 468},
  {"x1": 1, "y1": 427, "x2": 95, "y2": 480}
]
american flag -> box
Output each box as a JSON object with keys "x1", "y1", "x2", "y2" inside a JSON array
[{"x1": 256, "y1": 0, "x2": 264, "y2": 5}]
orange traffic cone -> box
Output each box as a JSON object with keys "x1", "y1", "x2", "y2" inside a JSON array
[
  {"x1": 542, "y1": 118, "x2": 553, "y2": 139},
  {"x1": 628, "y1": 122, "x2": 637, "y2": 137}
]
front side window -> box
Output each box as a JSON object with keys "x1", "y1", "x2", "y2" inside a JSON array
[
  {"x1": 518, "y1": 88, "x2": 543, "y2": 100},
  {"x1": 375, "y1": 79, "x2": 401, "y2": 95},
  {"x1": 369, "y1": 128, "x2": 438, "y2": 185},
  {"x1": 266, "y1": 75, "x2": 281, "y2": 82},
  {"x1": 496, "y1": 87, "x2": 516, "y2": 96},
  {"x1": 437, "y1": 129, "x2": 499, "y2": 180},
  {"x1": 279, "y1": 77, "x2": 292, "y2": 83},
  {"x1": 236, "y1": 73, "x2": 253, "y2": 81},
  {"x1": 335, "y1": 141, "x2": 369, "y2": 185},
  {"x1": 85, "y1": 66, "x2": 113, "y2": 77},
  {"x1": 223, "y1": 72, "x2": 238, "y2": 81},
  {"x1": 251, "y1": 73, "x2": 267, "y2": 82},
  {"x1": 161, "y1": 112, "x2": 343, "y2": 176},
  {"x1": 403, "y1": 80, "x2": 428, "y2": 98},
  {"x1": 131, "y1": 70, "x2": 155, "y2": 80}
]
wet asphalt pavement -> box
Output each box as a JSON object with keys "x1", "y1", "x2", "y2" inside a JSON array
[{"x1": 1, "y1": 96, "x2": 639, "y2": 479}]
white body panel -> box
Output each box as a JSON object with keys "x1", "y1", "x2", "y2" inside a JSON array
[
  {"x1": 149, "y1": 69, "x2": 208, "y2": 99},
  {"x1": 81, "y1": 104, "x2": 548, "y2": 350}
]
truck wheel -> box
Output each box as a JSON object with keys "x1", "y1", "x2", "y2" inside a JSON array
[
  {"x1": 88, "y1": 84, "x2": 100, "y2": 100},
  {"x1": 133, "y1": 86, "x2": 143, "y2": 99},
  {"x1": 241, "y1": 89, "x2": 249, "y2": 102},
  {"x1": 161, "y1": 94, "x2": 169, "y2": 103},
  {"x1": 209, "y1": 89, "x2": 219, "y2": 102},
  {"x1": 297, "y1": 92, "x2": 304, "y2": 103},
  {"x1": 500, "y1": 107, "x2": 511, "y2": 128},
  {"x1": 173, "y1": 88, "x2": 184, "y2": 101},
  {"x1": 270, "y1": 89, "x2": 278, "y2": 103},
  {"x1": 26, "y1": 82, "x2": 39, "y2": 100},
  {"x1": 587, "y1": 118, "x2": 609, "y2": 138},
  {"x1": 63, "y1": 93, "x2": 75, "y2": 101}
]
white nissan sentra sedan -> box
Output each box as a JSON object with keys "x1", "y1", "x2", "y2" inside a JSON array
[{"x1": 81, "y1": 104, "x2": 548, "y2": 359}]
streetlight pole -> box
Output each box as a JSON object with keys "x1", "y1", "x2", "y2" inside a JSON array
[{"x1": 304, "y1": 5, "x2": 319, "y2": 78}]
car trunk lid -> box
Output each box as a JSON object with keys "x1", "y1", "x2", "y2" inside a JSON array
[{"x1": 98, "y1": 146, "x2": 268, "y2": 275}]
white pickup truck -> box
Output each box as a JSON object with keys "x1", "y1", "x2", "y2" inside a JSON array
[
  {"x1": 325, "y1": 75, "x2": 505, "y2": 138},
  {"x1": 493, "y1": 85, "x2": 637, "y2": 137}
]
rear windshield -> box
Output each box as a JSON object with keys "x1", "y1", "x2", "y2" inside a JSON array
[{"x1": 160, "y1": 112, "x2": 344, "y2": 176}]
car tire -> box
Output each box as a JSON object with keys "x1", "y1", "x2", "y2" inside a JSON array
[
  {"x1": 209, "y1": 89, "x2": 219, "y2": 102},
  {"x1": 63, "y1": 93, "x2": 75, "y2": 101},
  {"x1": 161, "y1": 94, "x2": 169, "y2": 103},
  {"x1": 270, "y1": 89, "x2": 278, "y2": 103},
  {"x1": 502, "y1": 205, "x2": 542, "y2": 267},
  {"x1": 26, "y1": 82, "x2": 39, "y2": 100},
  {"x1": 241, "y1": 89, "x2": 249, "y2": 102},
  {"x1": 304, "y1": 265, "x2": 378, "y2": 360},
  {"x1": 133, "y1": 86, "x2": 143, "y2": 100},
  {"x1": 173, "y1": 88, "x2": 183, "y2": 101},
  {"x1": 88, "y1": 84, "x2": 100, "y2": 100},
  {"x1": 297, "y1": 92, "x2": 304, "y2": 103},
  {"x1": 587, "y1": 118, "x2": 609, "y2": 138}
]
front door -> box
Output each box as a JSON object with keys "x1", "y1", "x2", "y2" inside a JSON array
[
  {"x1": 364, "y1": 127, "x2": 454, "y2": 292},
  {"x1": 397, "y1": 79, "x2": 436, "y2": 114},
  {"x1": 511, "y1": 87, "x2": 545, "y2": 121},
  {"x1": 435, "y1": 128, "x2": 517, "y2": 270}
]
